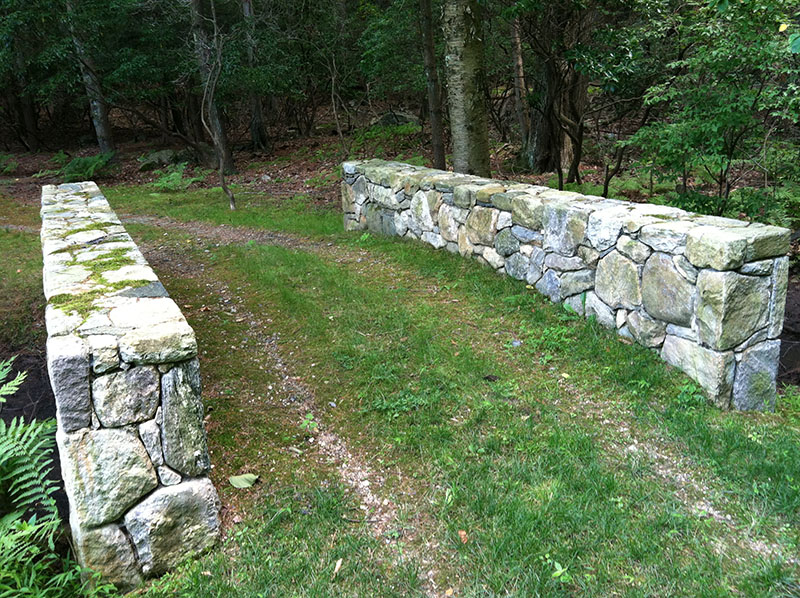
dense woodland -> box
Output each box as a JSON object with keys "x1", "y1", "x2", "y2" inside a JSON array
[{"x1": 2, "y1": 0, "x2": 800, "y2": 223}]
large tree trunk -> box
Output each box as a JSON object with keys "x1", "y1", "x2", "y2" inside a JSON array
[
  {"x1": 442, "y1": 0, "x2": 490, "y2": 177},
  {"x1": 12, "y1": 43, "x2": 39, "y2": 151},
  {"x1": 189, "y1": 0, "x2": 234, "y2": 173},
  {"x1": 242, "y1": 0, "x2": 269, "y2": 152},
  {"x1": 527, "y1": 60, "x2": 564, "y2": 174},
  {"x1": 66, "y1": 0, "x2": 115, "y2": 154},
  {"x1": 419, "y1": 0, "x2": 445, "y2": 170}
]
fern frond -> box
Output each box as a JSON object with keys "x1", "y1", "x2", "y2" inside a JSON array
[
  {"x1": 0, "y1": 418, "x2": 58, "y2": 525},
  {"x1": 0, "y1": 357, "x2": 26, "y2": 404}
]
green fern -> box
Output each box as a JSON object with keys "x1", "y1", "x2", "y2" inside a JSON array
[{"x1": 0, "y1": 357, "x2": 115, "y2": 597}]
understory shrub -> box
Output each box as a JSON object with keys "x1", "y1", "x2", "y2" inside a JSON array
[
  {"x1": 60, "y1": 152, "x2": 115, "y2": 183},
  {"x1": 150, "y1": 163, "x2": 207, "y2": 192}
]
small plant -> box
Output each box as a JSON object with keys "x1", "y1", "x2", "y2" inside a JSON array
[
  {"x1": 60, "y1": 152, "x2": 115, "y2": 182},
  {"x1": 0, "y1": 154, "x2": 18, "y2": 176},
  {"x1": 300, "y1": 412, "x2": 318, "y2": 433},
  {"x1": 0, "y1": 356, "x2": 116, "y2": 597},
  {"x1": 150, "y1": 163, "x2": 206, "y2": 192},
  {"x1": 50, "y1": 150, "x2": 71, "y2": 167}
]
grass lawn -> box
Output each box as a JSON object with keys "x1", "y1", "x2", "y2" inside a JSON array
[{"x1": 3, "y1": 184, "x2": 799, "y2": 597}]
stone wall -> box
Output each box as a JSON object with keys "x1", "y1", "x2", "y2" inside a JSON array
[
  {"x1": 342, "y1": 160, "x2": 790, "y2": 411},
  {"x1": 41, "y1": 182, "x2": 219, "y2": 591}
]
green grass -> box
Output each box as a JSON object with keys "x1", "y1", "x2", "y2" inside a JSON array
[
  {"x1": 4, "y1": 181, "x2": 798, "y2": 596},
  {"x1": 140, "y1": 487, "x2": 423, "y2": 598},
  {"x1": 0, "y1": 229, "x2": 44, "y2": 351},
  {"x1": 105, "y1": 187, "x2": 341, "y2": 237},
  {"x1": 127, "y1": 220, "x2": 799, "y2": 596}
]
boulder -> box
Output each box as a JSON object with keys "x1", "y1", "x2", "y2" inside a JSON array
[
  {"x1": 595, "y1": 251, "x2": 641, "y2": 309},
  {"x1": 465, "y1": 206, "x2": 499, "y2": 245},
  {"x1": 58, "y1": 428, "x2": 158, "y2": 526},
  {"x1": 695, "y1": 270, "x2": 771, "y2": 350},
  {"x1": 731, "y1": 340, "x2": 779, "y2": 411},
  {"x1": 661, "y1": 335, "x2": 734, "y2": 407},
  {"x1": 124, "y1": 479, "x2": 220, "y2": 577},
  {"x1": 92, "y1": 366, "x2": 160, "y2": 427},
  {"x1": 685, "y1": 226, "x2": 747, "y2": 270},
  {"x1": 161, "y1": 359, "x2": 210, "y2": 477},
  {"x1": 494, "y1": 228, "x2": 520, "y2": 256},
  {"x1": 641, "y1": 252, "x2": 694, "y2": 326}
]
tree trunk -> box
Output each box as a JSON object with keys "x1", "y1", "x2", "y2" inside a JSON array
[
  {"x1": 13, "y1": 44, "x2": 39, "y2": 151},
  {"x1": 442, "y1": 0, "x2": 490, "y2": 177},
  {"x1": 66, "y1": 0, "x2": 115, "y2": 154},
  {"x1": 242, "y1": 0, "x2": 269, "y2": 152},
  {"x1": 419, "y1": 0, "x2": 445, "y2": 170},
  {"x1": 510, "y1": 17, "x2": 529, "y2": 147},
  {"x1": 527, "y1": 60, "x2": 564, "y2": 174},
  {"x1": 189, "y1": 0, "x2": 234, "y2": 173}
]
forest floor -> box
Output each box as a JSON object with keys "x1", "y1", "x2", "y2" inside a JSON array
[{"x1": 2, "y1": 136, "x2": 800, "y2": 597}]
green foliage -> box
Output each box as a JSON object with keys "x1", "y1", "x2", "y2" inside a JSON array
[
  {"x1": 150, "y1": 163, "x2": 206, "y2": 192},
  {"x1": 60, "y1": 153, "x2": 115, "y2": 183},
  {"x1": 0, "y1": 357, "x2": 115, "y2": 598},
  {"x1": 0, "y1": 154, "x2": 18, "y2": 176}
]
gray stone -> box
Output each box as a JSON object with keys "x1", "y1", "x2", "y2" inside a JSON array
[
  {"x1": 157, "y1": 465, "x2": 182, "y2": 486},
  {"x1": 544, "y1": 253, "x2": 586, "y2": 271},
  {"x1": 626, "y1": 310, "x2": 667, "y2": 348},
  {"x1": 465, "y1": 206, "x2": 499, "y2": 245},
  {"x1": 161, "y1": 359, "x2": 210, "y2": 477},
  {"x1": 475, "y1": 184, "x2": 507, "y2": 206},
  {"x1": 564, "y1": 293, "x2": 585, "y2": 316},
  {"x1": 595, "y1": 251, "x2": 641, "y2": 309},
  {"x1": 87, "y1": 335, "x2": 119, "y2": 374},
  {"x1": 457, "y1": 227, "x2": 474, "y2": 256},
  {"x1": 685, "y1": 226, "x2": 747, "y2": 271},
  {"x1": 341, "y1": 181, "x2": 355, "y2": 213},
  {"x1": 139, "y1": 419, "x2": 164, "y2": 467},
  {"x1": 496, "y1": 211, "x2": 512, "y2": 230},
  {"x1": 672, "y1": 255, "x2": 698, "y2": 284},
  {"x1": 577, "y1": 245, "x2": 600, "y2": 267},
  {"x1": 768, "y1": 256, "x2": 789, "y2": 338},
  {"x1": 616, "y1": 235, "x2": 651, "y2": 263},
  {"x1": 494, "y1": 228, "x2": 520, "y2": 256},
  {"x1": 585, "y1": 292, "x2": 615, "y2": 329},
  {"x1": 543, "y1": 203, "x2": 589, "y2": 256},
  {"x1": 119, "y1": 320, "x2": 197, "y2": 364},
  {"x1": 92, "y1": 366, "x2": 160, "y2": 427},
  {"x1": 666, "y1": 323, "x2": 697, "y2": 342},
  {"x1": 511, "y1": 194, "x2": 545, "y2": 229},
  {"x1": 526, "y1": 247, "x2": 545, "y2": 284},
  {"x1": 638, "y1": 221, "x2": 697, "y2": 253},
  {"x1": 586, "y1": 206, "x2": 631, "y2": 251},
  {"x1": 58, "y1": 428, "x2": 158, "y2": 526},
  {"x1": 661, "y1": 335, "x2": 735, "y2": 407},
  {"x1": 453, "y1": 184, "x2": 483, "y2": 208},
  {"x1": 108, "y1": 297, "x2": 184, "y2": 329},
  {"x1": 124, "y1": 479, "x2": 220, "y2": 577},
  {"x1": 641, "y1": 253, "x2": 694, "y2": 326},
  {"x1": 482, "y1": 247, "x2": 505, "y2": 269},
  {"x1": 695, "y1": 270, "x2": 771, "y2": 351},
  {"x1": 45, "y1": 305, "x2": 82, "y2": 338},
  {"x1": 47, "y1": 334, "x2": 91, "y2": 433},
  {"x1": 505, "y1": 253, "x2": 530, "y2": 280},
  {"x1": 511, "y1": 225, "x2": 541, "y2": 243},
  {"x1": 616, "y1": 309, "x2": 627, "y2": 329},
  {"x1": 422, "y1": 231, "x2": 446, "y2": 249},
  {"x1": 739, "y1": 224, "x2": 791, "y2": 261},
  {"x1": 116, "y1": 281, "x2": 169, "y2": 298},
  {"x1": 139, "y1": 149, "x2": 180, "y2": 172},
  {"x1": 732, "y1": 340, "x2": 779, "y2": 411},
  {"x1": 70, "y1": 523, "x2": 142, "y2": 591},
  {"x1": 560, "y1": 269, "x2": 595, "y2": 298},
  {"x1": 410, "y1": 190, "x2": 437, "y2": 231},
  {"x1": 739, "y1": 259, "x2": 773, "y2": 276},
  {"x1": 535, "y1": 270, "x2": 561, "y2": 302},
  {"x1": 438, "y1": 205, "x2": 461, "y2": 242}
]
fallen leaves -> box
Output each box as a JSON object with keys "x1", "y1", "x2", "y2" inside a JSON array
[
  {"x1": 458, "y1": 529, "x2": 469, "y2": 544},
  {"x1": 229, "y1": 473, "x2": 259, "y2": 488}
]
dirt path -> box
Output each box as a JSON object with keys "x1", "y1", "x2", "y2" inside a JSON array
[{"x1": 134, "y1": 229, "x2": 444, "y2": 597}]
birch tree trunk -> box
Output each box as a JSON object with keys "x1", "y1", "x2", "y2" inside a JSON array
[
  {"x1": 443, "y1": 0, "x2": 490, "y2": 177},
  {"x1": 420, "y1": 0, "x2": 445, "y2": 170}
]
